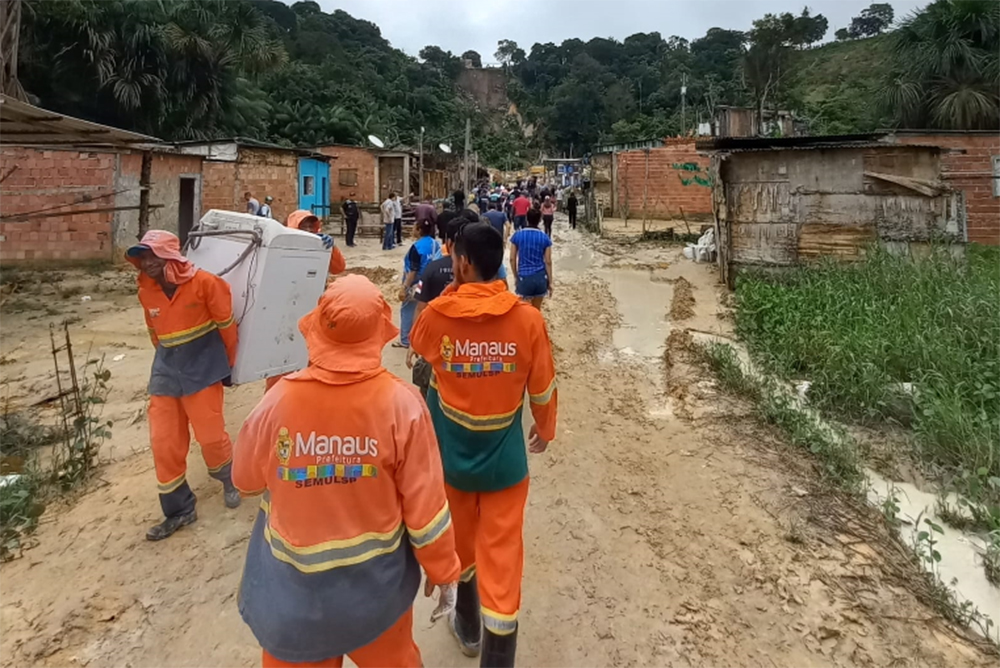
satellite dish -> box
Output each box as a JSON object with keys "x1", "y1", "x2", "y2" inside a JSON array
[
  {"x1": 368, "y1": 134, "x2": 385, "y2": 148},
  {"x1": 439, "y1": 143, "x2": 452, "y2": 154}
]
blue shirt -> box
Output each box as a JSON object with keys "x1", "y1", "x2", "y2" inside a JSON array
[
  {"x1": 510, "y1": 228, "x2": 551, "y2": 277},
  {"x1": 404, "y1": 236, "x2": 442, "y2": 277},
  {"x1": 483, "y1": 210, "x2": 507, "y2": 236}
]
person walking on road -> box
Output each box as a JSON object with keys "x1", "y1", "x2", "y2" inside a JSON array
[
  {"x1": 453, "y1": 189, "x2": 465, "y2": 214},
  {"x1": 566, "y1": 191, "x2": 578, "y2": 230},
  {"x1": 406, "y1": 217, "x2": 508, "y2": 397},
  {"x1": 397, "y1": 219, "x2": 442, "y2": 349},
  {"x1": 540, "y1": 196, "x2": 556, "y2": 237},
  {"x1": 342, "y1": 192, "x2": 360, "y2": 247},
  {"x1": 483, "y1": 202, "x2": 508, "y2": 244},
  {"x1": 126, "y1": 230, "x2": 241, "y2": 541},
  {"x1": 509, "y1": 209, "x2": 553, "y2": 310},
  {"x1": 410, "y1": 223, "x2": 558, "y2": 668},
  {"x1": 233, "y1": 274, "x2": 461, "y2": 668},
  {"x1": 381, "y1": 192, "x2": 398, "y2": 251},
  {"x1": 393, "y1": 193, "x2": 405, "y2": 245},
  {"x1": 510, "y1": 191, "x2": 531, "y2": 231}
]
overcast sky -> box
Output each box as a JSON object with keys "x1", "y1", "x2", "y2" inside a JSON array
[{"x1": 311, "y1": 0, "x2": 928, "y2": 62}]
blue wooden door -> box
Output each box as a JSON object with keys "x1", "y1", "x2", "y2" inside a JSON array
[{"x1": 298, "y1": 158, "x2": 330, "y2": 216}]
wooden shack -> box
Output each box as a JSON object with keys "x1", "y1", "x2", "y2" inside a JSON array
[{"x1": 698, "y1": 135, "x2": 966, "y2": 287}]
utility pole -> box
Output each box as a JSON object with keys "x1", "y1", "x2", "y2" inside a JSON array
[
  {"x1": 473, "y1": 152, "x2": 478, "y2": 186},
  {"x1": 463, "y1": 117, "x2": 471, "y2": 194},
  {"x1": 418, "y1": 126, "x2": 424, "y2": 201},
  {"x1": 680, "y1": 73, "x2": 688, "y2": 137}
]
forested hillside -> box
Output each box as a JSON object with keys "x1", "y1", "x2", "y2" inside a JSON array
[{"x1": 15, "y1": 0, "x2": 999, "y2": 163}]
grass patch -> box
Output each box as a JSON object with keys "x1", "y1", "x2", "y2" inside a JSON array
[
  {"x1": 0, "y1": 355, "x2": 114, "y2": 561},
  {"x1": 732, "y1": 247, "x2": 999, "y2": 508},
  {"x1": 700, "y1": 341, "x2": 864, "y2": 490}
]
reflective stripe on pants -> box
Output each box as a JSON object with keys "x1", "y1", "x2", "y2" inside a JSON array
[
  {"x1": 446, "y1": 478, "x2": 529, "y2": 635},
  {"x1": 260, "y1": 607, "x2": 421, "y2": 668},
  {"x1": 149, "y1": 382, "x2": 232, "y2": 516}
]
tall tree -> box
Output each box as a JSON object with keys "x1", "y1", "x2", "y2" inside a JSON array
[
  {"x1": 879, "y1": 0, "x2": 999, "y2": 130},
  {"x1": 461, "y1": 49, "x2": 482, "y2": 67},
  {"x1": 849, "y1": 3, "x2": 895, "y2": 38}
]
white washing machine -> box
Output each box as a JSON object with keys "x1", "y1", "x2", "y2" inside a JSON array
[{"x1": 185, "y1": 210, "x2": 331, "y2": 385}]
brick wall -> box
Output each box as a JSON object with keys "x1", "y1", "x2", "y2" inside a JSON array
[
  {"x1": 615, "y1": 139, "x2": 713, "y2": 220},
  {"x1": 0, "y1": 147, "x2": 117, "y2": 262},
  {"x1": 895, "y1": 133, "x2": 999, "y2": 245},
  {"x1": 202, "y1": 160, "x2": 237, "y2": 214},
  {"x1": 237, "y1": 149, "x2": 299, "y2": 223},
  {"x1": 200, "y1": 149, "x2": 300, "y2": 223},
  {"x1": 317, "y1": 145, "x2": 378, "y2": 205}
]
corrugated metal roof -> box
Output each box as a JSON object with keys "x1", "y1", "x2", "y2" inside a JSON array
[{"x1": 0, "y1": 94, "x2": 159, "y2": 147}]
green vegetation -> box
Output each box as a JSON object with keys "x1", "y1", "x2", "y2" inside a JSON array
[
  {"x1": 878, "y1": 0, "x2": 999, "y2": 130},
  {"x1": 0, "y1": 357, "x2": 113, "y2": 561},
  {"x1": 732, "y1": 248, "x2": 1000, "y2": 519},
  {"x1": 15, "y1": 0, "x2": 999, "y2": 159},
  {"x1": 786, "y1": 36, "x2": 891, "y2": 134},
  {"x1": 700, "y1": 341, "x2": 864, "y2": 489}
]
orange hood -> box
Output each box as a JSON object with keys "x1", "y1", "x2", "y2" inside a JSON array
[
  {"x1": 295, "y1": 274, "x2": 398, "y2": 377},
  {"x1": 126, "y1": 229, "x2": 197, "y2": 285},
  {"x1": 287, "y1": 209, "x2": 319, "y2": 231},
  {"x1": 428, "y1": 280, "x2": 519, "y2": 320}
]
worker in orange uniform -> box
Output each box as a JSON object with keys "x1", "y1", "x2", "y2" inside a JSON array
[
  {"x1": 233, "y1": 274, "x2": 461, "y2": 668},
  {"x1": 263, "y1": 210, "x2": 347, "y2": 394},
  {"x1": 410, "y1": 222, "x2": 558, "y2": 668},
  {"x1": 126, "y1": 230, "x2": 240, "y2": 541}
]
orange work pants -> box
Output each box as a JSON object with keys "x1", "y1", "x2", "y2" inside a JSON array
[
  {"x1": 446, "y1": 478, "x2": 529, "y2": 636},
  {"x1": 149, "y1": 382, "x2": 232, "y2": 515},
  {"x1": 260, "y1": 607, "x2": 421, "y2": 668}
]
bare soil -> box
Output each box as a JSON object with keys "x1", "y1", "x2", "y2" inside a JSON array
[{"x1": 0, "y1": 218, "x2": 994, "y2": 667}]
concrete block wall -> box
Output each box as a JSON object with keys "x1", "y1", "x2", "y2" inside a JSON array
[
  {"x1": 317, "y1": 145, "x2": 378, "y2": 205},
  {"x1": 896, "y1": 133, "x2": 999, "y2": 245},
  {"x1": 113, "y1": 152, "x2": 204, "y2": 255},
  {"x1": 0, "y1": 147, "x2": 117, "y2": 261},
  {"x1": 616, "y1": 139, "x2": 713, "y2": 220}
]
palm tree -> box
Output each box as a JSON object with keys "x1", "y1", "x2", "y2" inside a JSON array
[{"x1": 879, "y1": 0, "x2": 999, "y2": 130}]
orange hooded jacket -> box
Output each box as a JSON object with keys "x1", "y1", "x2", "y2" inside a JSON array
[
  {"x1": 287, "y1": 209, "x2": 346, "y2": 276},
  {"x1": 233, "y1": 274, "x2": 459, "y2": 663},
  {"x1": 127, "y1": 230, "x2": 237, "y2": 397},
  {"x1": 410, "y1": 280, "x2": 557, "y2": 492}
]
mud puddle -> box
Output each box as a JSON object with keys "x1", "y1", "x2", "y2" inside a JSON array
[
  {"x1": 595, "y1": 269, "x2": 674, "y2": 417},
  {"x1": 867, "y1": 470, "x2": 1000, "y2": 641}
]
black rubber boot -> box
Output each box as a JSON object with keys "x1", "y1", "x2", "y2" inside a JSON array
[
  {"x1": 146, "y1": 510, "x2": 197, "y2": 541},
  {"x1": 480, "y1": 625, "x2": 517, "y2": 668},
  {"x1": 222, "y1": 477, "x2": 241, "y2": 509},
  {"x1": 451, "y1": 577, "x2": 482, "y2": 656}
]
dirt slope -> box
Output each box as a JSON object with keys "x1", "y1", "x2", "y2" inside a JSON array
[{"x1": 0, "y1": 220, "x2": 993, "y2": 667}]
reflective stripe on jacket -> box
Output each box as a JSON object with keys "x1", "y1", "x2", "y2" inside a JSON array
[
  {"x1": 233, "y1": 367, "x2": 459, "y2": 662},
  {"x1": 140, "y1": 269, "x2": 236, "y2": 397},
  {"x1": 410, "y1": 280, "x2": 558, "y2": 492}
]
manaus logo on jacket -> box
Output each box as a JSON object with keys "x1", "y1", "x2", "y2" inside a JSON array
[
  {"x1": 276, "y1": 427, "x2": 292, "y2": 466},
  {"x1": 440, "y1": 335, "x2": 454, "y2": 361}
]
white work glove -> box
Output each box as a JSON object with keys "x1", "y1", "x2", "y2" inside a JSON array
[{"x1": 425, "y1": 580, "x2": 458, "y2": 623}]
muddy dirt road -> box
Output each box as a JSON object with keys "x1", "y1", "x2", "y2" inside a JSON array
[{"x1": 0, "y1": 218, "x2": 994, "y2": 667}]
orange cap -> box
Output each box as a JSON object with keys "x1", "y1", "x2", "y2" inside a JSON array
[{"x1": 298, "y1": 274, "x2": 399, "y2": 373}]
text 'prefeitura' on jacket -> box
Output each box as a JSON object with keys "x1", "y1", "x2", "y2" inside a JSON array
[
  {"x1": 232, "y1": 367, "x2": 460, "y2": 663},
  {"x1": 410, "y1": 280, "x2": 558, "y2": 493},
  {"x1": 139, "y1": 269, "x2": 237, "y2": 397}
]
